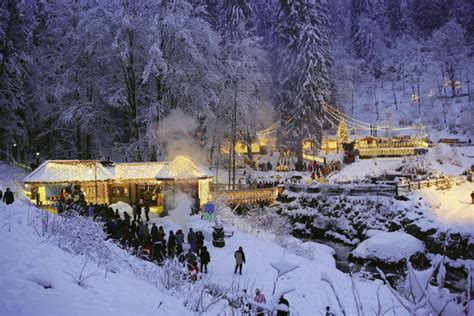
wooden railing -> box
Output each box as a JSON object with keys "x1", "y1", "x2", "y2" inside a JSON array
[
  {"x1": 212, "y1": 187, "x2": 280, "y2": 205},
  {"x1": 396, "y1": 176, "x2": 465, "y2": 195}
]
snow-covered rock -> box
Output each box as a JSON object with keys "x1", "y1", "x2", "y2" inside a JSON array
[
  {"x1": 109, "y1": 201, "x2": 133, "y2": 215},
  {"x1": 351, "y1": 232, "x2": 425, "y2": 263}
]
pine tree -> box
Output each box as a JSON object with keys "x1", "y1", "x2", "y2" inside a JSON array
[
  {"x1": 0, "y1": 1, "x2": 34, "y2": 160},
  {"x1": 387, "y1": 0, "x2": 406, "y2": 37},
  {"x1": 336, "y1": 118, "x2": 350, "y2": 147},
  {"x1": 412, "y1": 0, "x2": 452, "y2": 34},
  {"x1": 350, "y1": 0, "x2": 369, "y2": 40},
  {"x1": 273, "y1": 0, "x2": 333, "y2": 169}
]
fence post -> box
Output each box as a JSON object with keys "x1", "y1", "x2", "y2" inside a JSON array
[
  {"x1": 418, "y1": 181, "x2": 421, "y2": 190},
  {"x1": 427, "y1": 179, "x2": 430, "y2": 188},
  {"x1": 408, "y1": 180, "x2": 411, "y2": 191}
]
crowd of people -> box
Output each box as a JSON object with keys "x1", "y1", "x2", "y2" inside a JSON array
[
  {"x1": 52, "y1": 197, "x2": 295, "y2": 314},
  {"x1": 307, "y1": 160, "x2": 341, "y2": 180}
]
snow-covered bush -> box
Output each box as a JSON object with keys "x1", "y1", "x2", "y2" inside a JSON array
[
  {"x1": 431, "y1": 143, "x2": 462, "y2": 167},
  {"x1": 380, "y1": 260, "x2": 465, "y2": 315},
  {"x1": 401, "y1": 155, "x2": 433, "y2": 176},
  {"x1": 157, "y1": 258, "x2": 190, "y2": 291}
]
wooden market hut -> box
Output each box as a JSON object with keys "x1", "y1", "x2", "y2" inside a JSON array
[
  {"x1": 22, "y1": 160, "x2": 112, "y2": 205},
  {"x1": 109, "y1": 161, "x2": 168, "y2": 211},
  {"x1": 154, "y1": 156, "x2": 213, "y2": 210},
  {"x1": 23, "y1": 156, "x2": 213, "y2": 213}
]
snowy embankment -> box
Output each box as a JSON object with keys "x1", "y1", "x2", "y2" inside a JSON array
[
  {"x1": 329, "y1": 144, "x2": 473, "y2": 183},
  {"x1": 330, "y1": 157, "x2": 403, "y2": 182},
  {"x1": 0, "y1": 164, "x2": 189, "y2": 315},
  {"x1": 351, "y1": 231, "x2": 425, "y2": 264},
  {"x1": 0, "y1": 162, "x2": 410, "y2": 315}
]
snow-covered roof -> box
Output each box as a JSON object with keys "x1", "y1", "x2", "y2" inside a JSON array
[
  {"x1": 23, "y1": 160, "x2": 113, "y2": 183},
  {"x1": 155, "y1": 156, "x2": 213, "y2": 180},
  {"x1": 23, "y1": 157, "x2": 213, "y2": 184},
  {"x1": 113, "y1": 162, "x2": 167, "y2": 181}
]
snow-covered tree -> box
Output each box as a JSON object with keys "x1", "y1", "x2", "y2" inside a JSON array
[
  {"x1": 412, "y1": 0, "x2": 452, "y2": 35},
  {"x1": 273, "y1": 0, "x2": 333, "y2": 168},
  {"x1": 431, "y1": 21, "x2": 467, "y2": 98},
  {"x1": 0, "y1": 0, "x2": 34, "y2": 160},
  {"x1": 336, "y1": 118, "x2": 350, "y2": 147},
  {"x1": 386, "y1": 0, "x2": 407, "y2": 37}
]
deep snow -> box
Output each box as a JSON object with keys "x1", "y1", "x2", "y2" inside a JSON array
[{"x1": 0, "y1": 162, "x2": 411, "y2": 315}]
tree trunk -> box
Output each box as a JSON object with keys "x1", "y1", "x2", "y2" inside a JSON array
[
  {"x1": 296, "y1": 138, "x2": 303, "y2": 171},
  {"x1": 417, "y1": 79, "x2": 421, "y2": 115},
  {"x1": 467, "y1": 71, "x2": 471, "y2": 102},
  {"x1": 231, "y1": 80, "x2": 238, "y2": 190},
  {"x1": 373, "y1": 82, "x2": 379, "y2": 120},
  {"x1": 351, "y1": 86, "x2": 355, "y2": 114},
  {"x1": 391, "y1": 81, "x2": 397, "y2": 110},
  {"x1": 246, "y1": 143, "x2": 253, "y2": 162},
  {"x1": 449, "y1": 64, "x2": 456, "y2": 97},
  {"x1": 76, "y1": 125, "x2": 81, "y2": 159},
  {"x1": 85, "y1": 134, "x2": 91, "y2": 159}
]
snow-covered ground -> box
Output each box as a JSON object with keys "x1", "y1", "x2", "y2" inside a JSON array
[
  {"x1": 0, "y1": 164, "x2": 189, "y2": 316},
  {"x1": 330, "y1": 157, "x2": 402, "y2": 182},
  {"x1": 0, "y1": 162, "x2": 410, "y2": 315},
  {"x1": 416, "y1": 181, "x2": 474, "y2": 233},
  {"x1": 138, "y1": 199, "x2": 407, "y2": 315}
]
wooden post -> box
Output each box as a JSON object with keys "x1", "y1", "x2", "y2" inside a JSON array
[
  {"x1": 427, "y1": 179, "x2": 430, "y2": 188},
  {"x1": 408, "y1": 180, "x2": 411, "y2": 191},
  {"x1": 418, "y1": 181, "x2": 421, "y2": 190}
]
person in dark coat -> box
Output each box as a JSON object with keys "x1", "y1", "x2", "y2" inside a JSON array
[
  {"x1": 325, "y1": 306, "x2": 335, "y2": 316},
  {"x1": 151, "y1": 223, "x2": 159, "y2": 242},
  {"x1": 195, "y1": 231, "x2": 204, "y2": 255},
  {"x1": 3, "y1": 188, "x2": 14, "y2": 205},
  {"x1": 0, "y1": 189, "x2": 3, "y2": 202},
  {"x1": 158, "y1": 226, "x2": 165, "y2": 241},
  {"x1": 185, "y1": 249, "x2": 197, "y2": 267},
  {"x1": 187, "y1": 228, "x2": 197, "y2": 253},
  {"x1": 133, "y1": 201, "x2": 141, "y2": 222},
  {"x1": 144, "y1": 201, "x2": 150, "y2": 221},
  {"x1": 121, "y1": 220, "x2": 130, "y2": 245},
  {"x1": 123, "y1": 211, "x2": 131, "y2": 222},
  {"x1": 234, "y1": 246, "x2": 246, "y2": 275},
  {"x1": 168, "y1": 230, "x2": 176, "y2": 258},
  {"x1": 176, "y1": 229, "x2": 185, "y2": 257},
  {"x1": 115, "y1": 217, "x2": 123, "y2": 239},
  {"x1": 199, "y1": 246, "x2": 210, "y2": 273},
  {"x1": 153, "y1": 241, "x2": 164, "y2": 264},
  {"x1": 276, "y1": 296, "x2": 289, "y2": 316}
]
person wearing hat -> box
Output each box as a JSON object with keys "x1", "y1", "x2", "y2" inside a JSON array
[{"x1": 254, "y1": 288, "x2": 266, "y2": 316}]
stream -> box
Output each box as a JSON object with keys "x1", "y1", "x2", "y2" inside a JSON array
[{"x1": 311, "y1": 237, "x2": 469, "y2": 294}]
